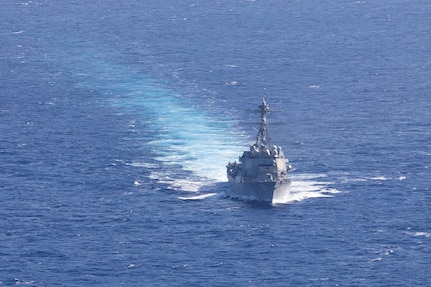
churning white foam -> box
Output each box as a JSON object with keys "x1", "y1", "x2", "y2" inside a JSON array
[
  {"x1": 178, "y1": 193, "x2": 218, "y2": 201},
  {"x1": 272, "y1": 173, "x2": 342, "y2": 204}
]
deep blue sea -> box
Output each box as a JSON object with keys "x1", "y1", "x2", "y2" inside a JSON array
[{"x1": 1, "y1": 0, "x2": 431, "y2": 286}]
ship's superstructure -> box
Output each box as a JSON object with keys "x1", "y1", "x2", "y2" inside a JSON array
[{"x1": 226, "y1": 99, "x2": 291, "y2": 202}]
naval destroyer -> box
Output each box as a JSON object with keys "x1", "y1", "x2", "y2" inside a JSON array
[{"x1": 226, "y1": 99, "x2": 291, "y2": 203}]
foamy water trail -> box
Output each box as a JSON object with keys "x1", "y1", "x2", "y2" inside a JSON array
[
  {"x1": 113, "y1": 84, "x2": 246, "y2": 185},
  {"x1": 53, "y1": 42, "x2": 246, "y2": 190}
]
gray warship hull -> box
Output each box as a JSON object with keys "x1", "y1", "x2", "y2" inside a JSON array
[{"x1": 227, "y1": 175, "x2": 290, "y2": 203}]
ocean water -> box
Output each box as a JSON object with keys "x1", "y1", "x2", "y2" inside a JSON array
[{"x1": 1, "y1": 0, "x2": 431, "y2": 286}]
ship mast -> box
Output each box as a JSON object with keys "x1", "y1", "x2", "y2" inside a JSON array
[{"x1": 255, "y1": 98, "x2": 270, "y2": 148}]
